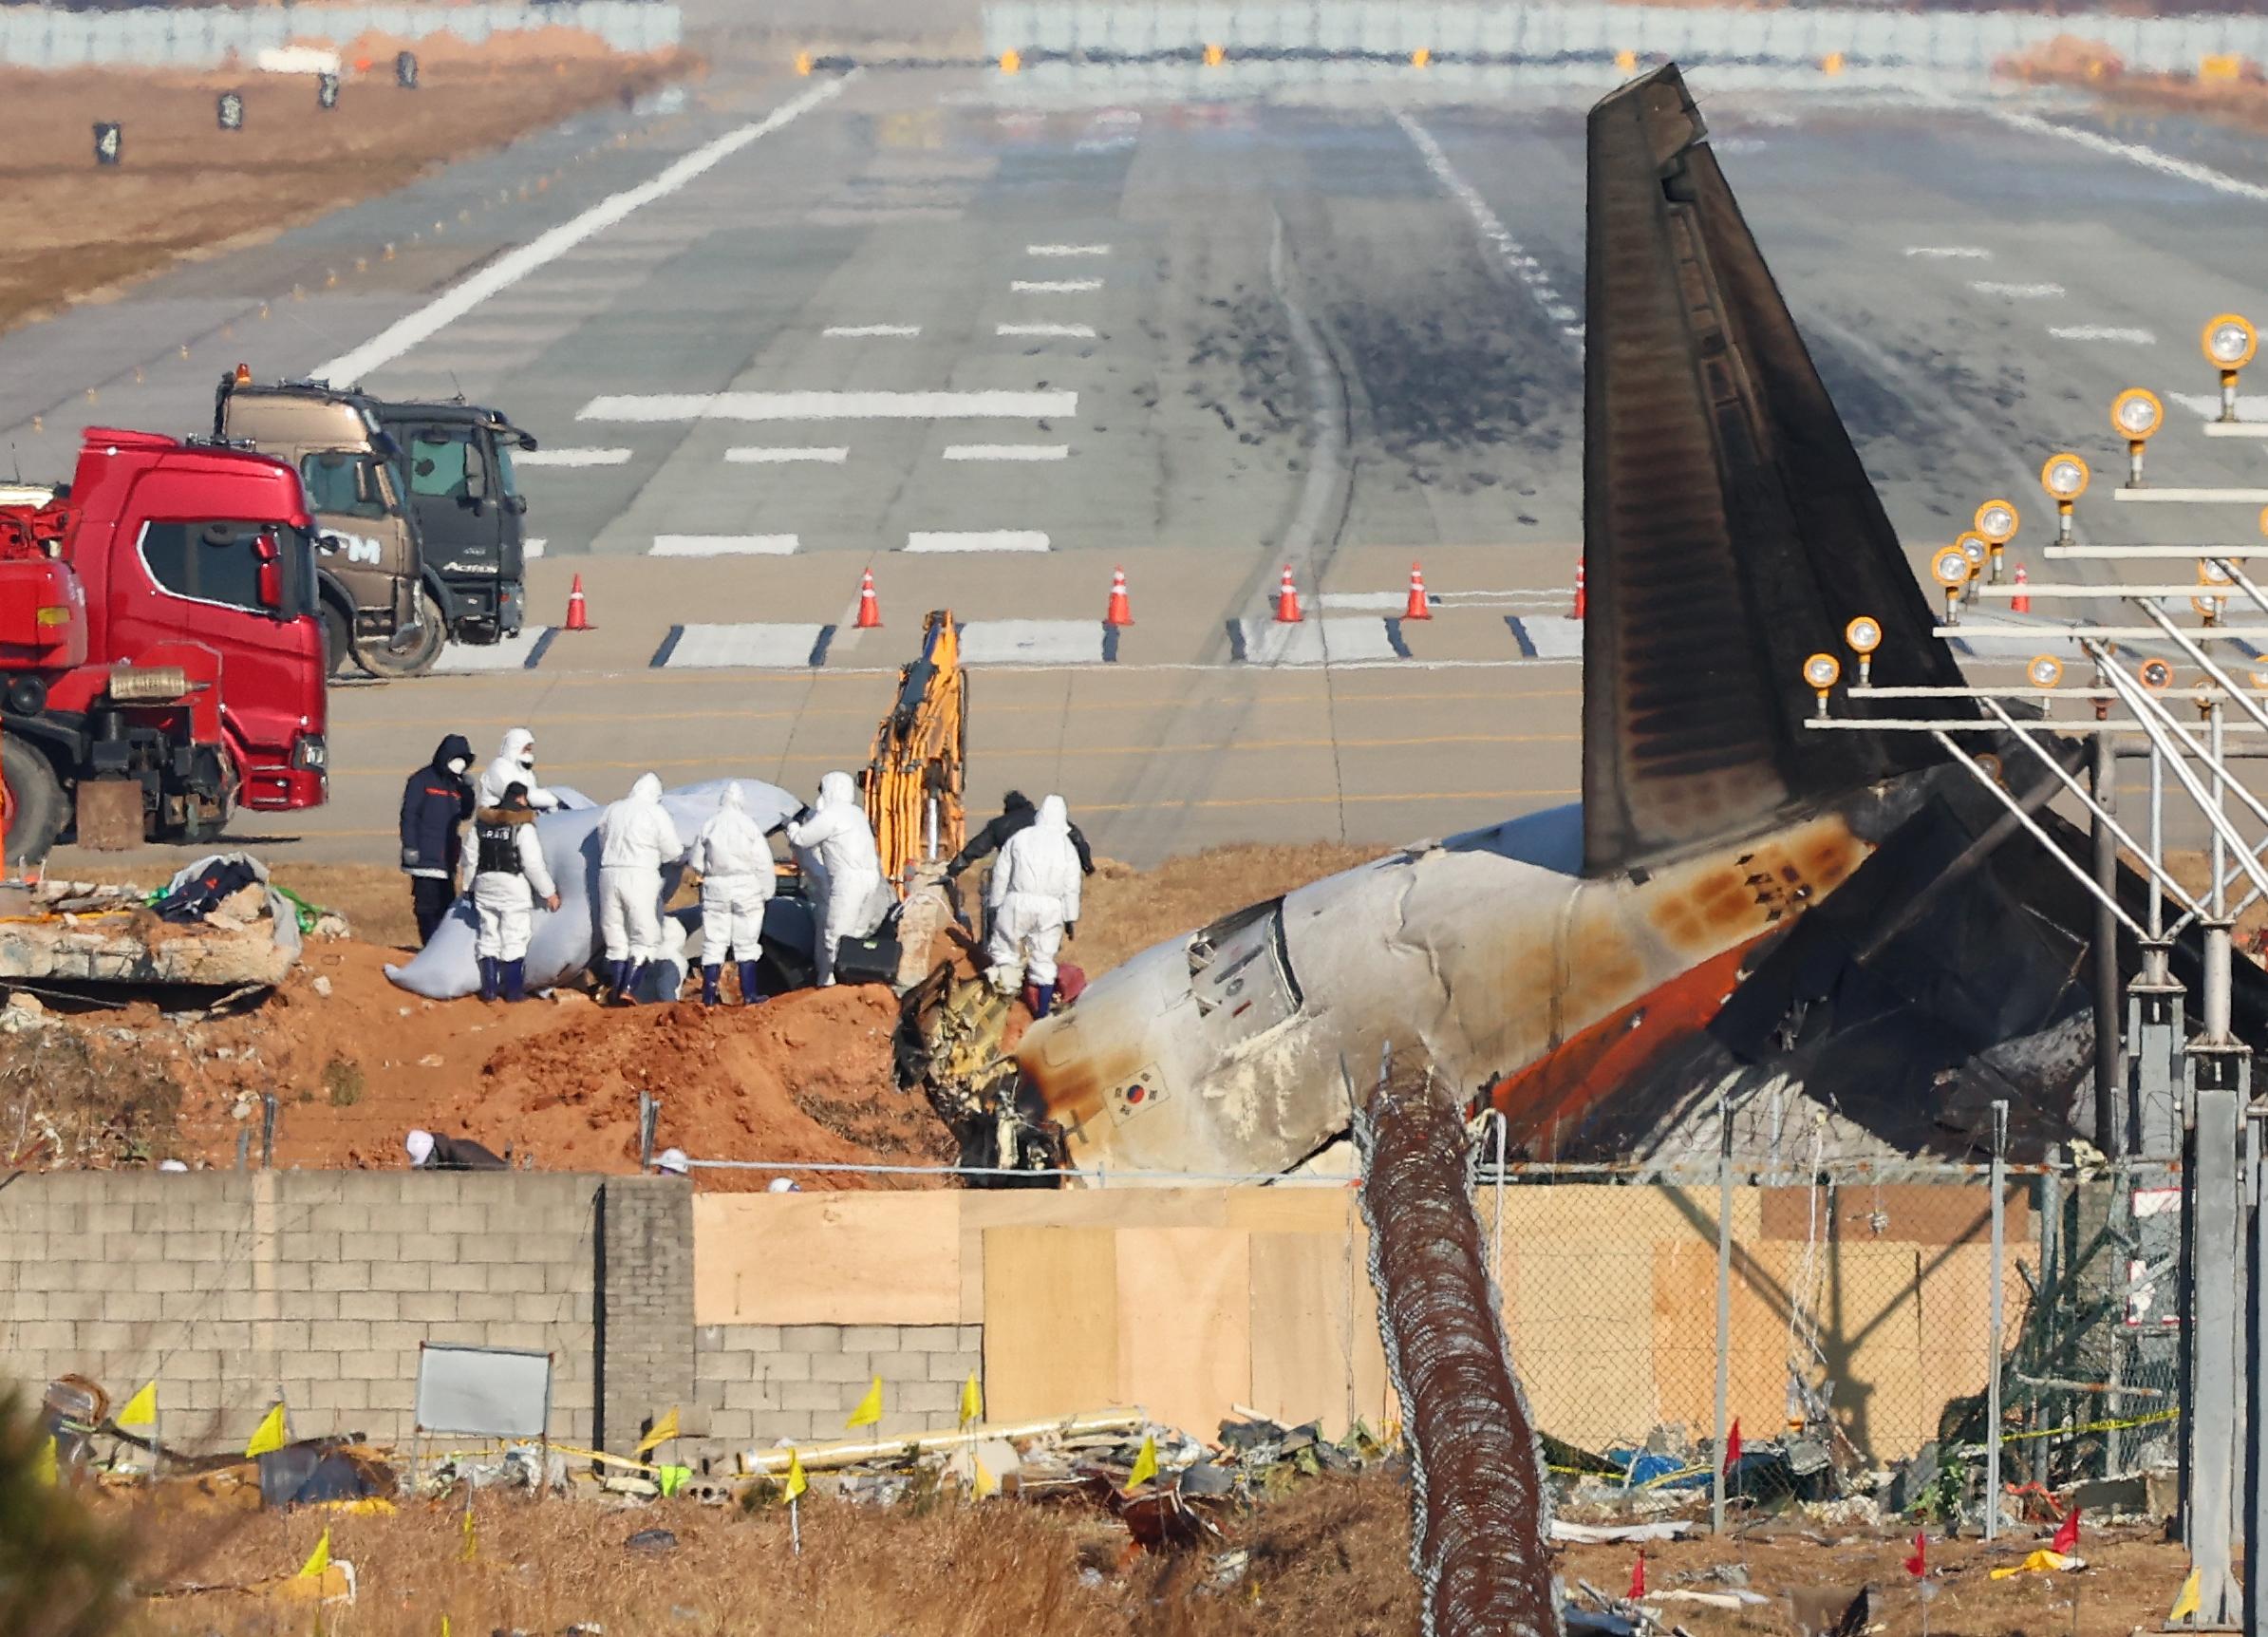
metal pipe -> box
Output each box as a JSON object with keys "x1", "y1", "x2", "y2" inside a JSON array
[
  {"x1": 1713, "y1": 1090, "x2": 1733, "y2": 1537},
  {"x1": 739, "y1": 1410, "x2": 1145, "y2": 1476},
  {"x1": 1928, "y1": 729, "x2": 2147, "y2": 939},
  {"x1": 2091, "y1": 655, "x2": 2268, "y2": 903},
  {"x1": 2093, "y1": 729, "x2": 2123, "y2": 1157},
  {"x1": 2208, "y1": 701, "x2": 2234, "y2": 1047},
  {"x1": 1986, "y1": 1101, "x2": 2008, "y2": 1541}
]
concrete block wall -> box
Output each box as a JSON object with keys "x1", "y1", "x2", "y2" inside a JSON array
[
  {"x1": 0, "y1": 1171, "x2": 600, "y2": 1449},
  {"x1": 597, "y1": 1176, "x2": 694, "y2": 1456},
  {"x1": 692, "y1": 1323, "x2": 984, "y2": 1459}
]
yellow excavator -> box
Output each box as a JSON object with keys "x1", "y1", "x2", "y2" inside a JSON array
[{"x1": 861, "y1": 610, "x2": 966, "y2": 893}]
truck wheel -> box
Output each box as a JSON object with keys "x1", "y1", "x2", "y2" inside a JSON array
[
  {"x1": 354, "y1": 591, "x2": 448, "y2": 679},
  {"x1": 1, "y1": 737, "x2": 66, "y2": 866},
  {"x1": 322, "y1": 599, "x2": 352, "y2": 680}
]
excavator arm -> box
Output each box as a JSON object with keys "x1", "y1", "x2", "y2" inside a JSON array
[{"x1": 863, "y1": 610, "x2": 966, "y2": 892}]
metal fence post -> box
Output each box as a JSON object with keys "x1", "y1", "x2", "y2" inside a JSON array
[
  {"x1": 1713, "y1": 1089, "x2": 1733, "y2": 1536},
  {"x1": 1986, "y1": 1100, "x2": 2008, "y2": 1541}
]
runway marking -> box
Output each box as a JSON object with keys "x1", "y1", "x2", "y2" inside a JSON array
[
  {"x1": 1028, "y1": 243, "x2": 1111, "y2": 256},
  {"x1": 515, "y1": 447, "x2": 631, "y2": 467},
  {"x1": 581, "y1": 390, "x2": 1078, "y2": 422},
  {"x1": 2173, "y1": 391, "x2": 2268, "y2": 421},
  {"x1": 653, "y1": 622, "x2": 834, "y2": 668},
  {"x1": 1971, "y1": 281, "x2": 2064, "y2": 299},
  {"x1": 823, "y1": 324, "x2": 921, "y2": 338},
  {"x1": 943, "y1": 443, "x2": 1069, "y2": 461},
  {"x1": 1506, "y1": 614, "x2": 1584, "y2": 659},
  {"x1": 1322, "y1": 591, "x2": 1437, "y2": 612},
  {"x1": 997, "y1": 323, "x2": 1097, "y2": 339},
  {"x1": 904, "y1": 531, "x2": 1051, "y2": 553},
  {"x1": 724, "y1": 445, "x2": 851, "y2": 464},
  {"x1": 310, "y1": 75, "x2": 853, "y2": 382},
  {"x1": 649, "y1": 535, "x2": 801, "y2": 556},
  {"x1": 1984, "y1": 107, "x2": 2268, "y2": 204},
  {"x1": 1395, "y1": 111, "x2": 1583, "y2": 348},
  {"x1": 524, "y1": 537, "x2": 547, "y2": 559},
  {"x1": 433, "y1": 628, "x2": 557, "y2": 673},
  {"x1": 1229, "y1": 618, "x2": 1402, "y2": 666},
  {"x1": 956, "y1": 619, "x2": 1108, "y2": 665},
  {"x1": 1011, "y1": 279, "x2": 1102, "y2": 293},
  {"x1": 2050, "y1": 325, "x2": 2156, "y2": 345},
  {"x1": 1903, "y1": 246, "x2": 1992, "y2": 258}
]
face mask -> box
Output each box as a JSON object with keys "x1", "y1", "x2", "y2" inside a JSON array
[
  {"x1": 445, "y1": 758, "x2": 468, "y2": 775},
  {"x1": 518, "y1": 755, "x2": 536, "y2": 769}
]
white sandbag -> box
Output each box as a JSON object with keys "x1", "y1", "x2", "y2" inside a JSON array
[{"x1": 384, "y1": 779, "x2": 801, "y2": 999}]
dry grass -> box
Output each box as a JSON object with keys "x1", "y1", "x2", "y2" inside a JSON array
[{"x1": 1077, "y1": 842, "x2": 1383, "y2": 974}]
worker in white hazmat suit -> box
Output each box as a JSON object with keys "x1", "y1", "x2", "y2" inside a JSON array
[
  {"x1": 687, "y1": 781, "x2": 776, "y2": 1007},
  {"x1": 784, "y1": 770, "x2": 883, "y2": 988},
  {"x1": 470, "y1": 783, "x2": 560, "y2": 1002},
  {"x1": 476, "y1": 727, "x2": 561, "y2": 813},
  {"x1": 987, "y1": 793, "x2": 1081, "y2": 1018},
  {"x1": 596, "y1": 771, "x2": 685, "y2": 1003}
]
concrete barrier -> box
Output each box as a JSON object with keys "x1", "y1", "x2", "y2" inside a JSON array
[{"x1": 0, "y1": 3, "x2": 683, "y2": 69}]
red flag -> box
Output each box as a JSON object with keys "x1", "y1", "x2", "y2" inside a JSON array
[
  {"x1": 1722, "y1": 1418, "x2": 1742, "y2": 1474},
  {"x1": 1904, "y1": 1531, "x2": 1927, "y2": 1577},
  {"x1": 2052, "y1": 1507, "x2": 2081, "y2": 1554},
  {"x1": 1628, "y1": 1552, "x2": 1646, "y2": 1600}
]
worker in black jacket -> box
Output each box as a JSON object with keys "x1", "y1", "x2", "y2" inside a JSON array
[
  {"x1": 399, "y1": 733, "x2": 475, "y2": 944},
  {"x1": 947, "y1": 790, "x2": 1096, "y2": 881}
]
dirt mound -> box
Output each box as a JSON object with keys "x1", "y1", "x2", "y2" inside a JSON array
[
  {"x1": 327, "y1": 24, "x2": 636, "y2": 74},
  {"x1": 1999, "y1": 33, "x2": 2126, "y2": 84}
]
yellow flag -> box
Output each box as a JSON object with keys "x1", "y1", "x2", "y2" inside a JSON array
[
  {"x1": 958, "y1": 1372, "x2": 982, "y2": 1428},
  {"x1": 117, "y1": 1381, "x2": 158, "y2": 1430},
  {"x1": 245, "y1": 1402, "x2": 289, "y2": 1458},
  {"x1": 635, "y1": 1406, "x2": 680, "y2": 1456},
  {"x1": 33, "y1": 1434, "x2": 57, "y2": 1487},
  {"x1": 783, "y1": 1447, "x2": 807, "y2": 1504},
  {"x1": 459, "y1": 1508, "x2": 477, "y2": 1563},
  {"x1": 971, "y1": 1456, "x2": 999, "y2": 1500},
  {"x1": 2170, "y1": 1568, "x2": 2202, "y2": 1623},
  {"x1": 297, "y1": 1529, "x2": 330, "y2": 1579},
  {"x1": 1126, "y1": 1434, "x2": 1158, "y2": 1490},
  {"x1": 845, "y1": 1377, "x2": 883, "y2": 1430}
]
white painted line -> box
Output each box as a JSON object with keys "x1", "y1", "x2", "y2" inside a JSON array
[
  {"x1": 514, "y1": 447, "x2": 631, "y2": 467},
  {"x1": 2173, "y1": 391, "x2": 2268, "y2": 423},
  {"x1": 956, "y1": 619, "x2": 1104, "y2": 665},
  {"x1": 823, "y1": 324, "x2": 921, "y2": 338},
  {"x1": 1236, "y1": 618, "x2": 1403, "y2": 667},
  {"x1": 650, "y1": 535, "x2": 801, "y2": 556},
  {"x1": 2111, "y1": 486, "x2": 2268, "y2": 504},
  {"x1": 2050, "y1": 325, "x2": 2156, "y2": 345},
  {"x1": 943, "y1": 444, "x2": 1069, "y2": 462},
  {"x1": 581, "y1": 390, "x2": 1078, "y2": 423},
  {"x1": 524, "y1": 537, "x2": 547, "y2": 559},
  {"x1": 1396, "y1": 111, "x2": 1583, "y2": 353},
  {"x1": 1027, "y1": 243, "x2": 1111, "y2": 256},
  {"x1": 1985, "y1": 107, "x2": 2268, "y2": 204},
  {"x1": 724, "y1": 446, "x2": 851, "y2": 464},
  {"x1": 997, "y1": 323, "x2": 1097, "y2": 339},
  {"x1": 662, "y1": 623, "x2": 829, "y2": 668},
  {"x1": 433, "y1": 627, "x2": 553, "y2": 672},
  {"x1": 1903, "y1": 246, "x2": 1992, "y2": 259},
  {"x1": 1971, "y1": 281, "x2": 2064, "y2": 299},
  {"x1": 1321, "y1": 592, "x2": 1418, "y2": 612},
  {"x1": 2202, "y1": 422, "x2": 2268, "y2": 440},
  {"x1": 1508, "y1": 615, "x2": 1584, "y2": 660},
  {"x1": 1011, "y1": 279, "x2": 1102, "y2": 293},
  {"x1": 905, "y1": 531, "x2": 1051, "y2": 553},
  {"x1": 311, "y1": 75, "x2": 853, "y2": 383}
]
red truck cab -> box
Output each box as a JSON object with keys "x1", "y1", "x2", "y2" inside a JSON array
[{"x1": 1, "y1": 430, "x2": 328, "y2": 861}]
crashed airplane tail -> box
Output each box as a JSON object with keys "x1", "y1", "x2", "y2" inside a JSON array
[{"x1": 1582, "y1": 66, "x2": 1970, "y2": 878}]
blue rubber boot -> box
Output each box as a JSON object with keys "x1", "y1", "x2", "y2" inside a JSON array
[
  {"x1": 608, "y1": 959, "x2": 632, "y2": 1005},
  {"x1": 738, "y1": 960, "x2": 765, "y2": 1006},
  {"x1": 701, "y1": 965, "x2": 722, "y2": 1007},
  {"x1": 502, "y1": 959, "x2": 527, "y2": 1003},
  {"x1": 1033, "y1": 983, "x2": 1057, "y2": 1020},
  {"x1": 478, "y1": 956, "x2": 501, "y2": 1003},
  {"x1": 624, "y1": 962, "x2": 649, "y2": 1005}
]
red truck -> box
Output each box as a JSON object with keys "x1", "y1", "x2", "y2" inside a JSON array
[{"x1": 1, "y1": 429, "x2": 328, "y2": 864}]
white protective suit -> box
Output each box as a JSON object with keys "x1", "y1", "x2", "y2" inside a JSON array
[
  {"x1": 477, "y1": 727, "x2": 561, "y2": 812},
  {"x1": 784, "y1": 770, "x2": 884, "y2": 987},
  {"x1": 688, "y1": 781, "x2": 776, "y2": 964},
  {"x1": 987, "y1": 794, "x2": 1082, "y2": 991},
  {"x1": 597, "y1": 772, "x2": 686, "y2": 964},
  {"x1": 471, "y1": 807, "x2": 558, "y2": 961}
]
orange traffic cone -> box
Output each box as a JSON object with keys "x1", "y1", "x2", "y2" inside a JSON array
[
  {"x1": 2011, "y1": 563, "x2": 2031, "y2": 613},
  {"x1": 1105, "y1": 566, "x2": 1134, "y2": 627},
  {"x1": 1403, "y1": 561, "x2": 1433, "y2": 621},
  {"x1": 563, "y1": 573, "x2": 591, "y2": 630},
  {"x1": 854, "y1": 568, "x2": 882, "y2": 629},
  {"x1": 1274, "y1": 564, "x2": 1303, "y2": 624},
  {"x1": 1572, "y1": 558, "x2": 1587, "y2": 621}
]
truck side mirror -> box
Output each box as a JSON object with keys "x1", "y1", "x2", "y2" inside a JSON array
[
  {"x1": 253, "y1": 534, "x2": 283, "y2": 611},
  {"x1": 504, "y1": 494, "x2": 528, "y2": 516}
]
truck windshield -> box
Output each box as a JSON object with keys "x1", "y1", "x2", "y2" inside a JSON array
[
  {"x1": 299, "y1": 451, "x2": 393, "y2": 518},
  {"x1": 141, "y1": 518, "x2": 317, "y2": 621},
  {"x1": 407, "y1": 428, "x2": 487, "y2": 502},
  {"x1": 493, "y1": 437, "x2": 520, "y2": 500}
]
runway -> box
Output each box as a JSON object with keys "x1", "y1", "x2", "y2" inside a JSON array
[{"x1": 8, "y1": 57, "x2": 2267, "y2": 868}]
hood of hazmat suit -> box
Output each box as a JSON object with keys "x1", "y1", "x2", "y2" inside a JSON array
[{"x1": 690, "y1": 781, "x2": 774, "y2": 881}]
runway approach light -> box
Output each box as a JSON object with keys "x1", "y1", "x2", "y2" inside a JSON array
[
  {"x1": 1845, "y1": 614, "x2": 1882, "y2": 686},
  {"x1": 1958, "y1": 532, "x2": 1988, "y2": 578},
  {"x1": 2028, "y1": 655, "x2": 2064, "y2": 689},
  {"x1": 2203, "y1": 312, "x2": 2257, "y2": 421},
  {"x1": 2139, "y1": 657, "x2": 2175, "y2": 691},
  {"x1": 1204, "y1": 43, "x2": 1226, "y2": 66},
  {"x1": 2112, "y1": 387, "x2": 2164, "y2": 486},
  {"x1": 1616, "y1": 48, "x2": 1638, "y2": 72},
  {"x1": 1413, "y1": 47, "x2": 1433, "y2": 67},
  {"x1": 1822, "y1": 51, "x2": 1846, "y2": 76},
  {"x1": 2041, "y1": 452, "x2": 2089, "y2": 543},
  {"x1": 796, "y1": 51, "x2": 813, "y2": 76},
  {"x1": 1803, "y1": 652, "x2": 1841, "y2": 717},
  {"x1": 1976, "y1": 498, "x2": 2018, "y2": 580},
  {"x1": 1000, "y1": 49, "x2": 1021, "y2": 74},
  {"x1": 1931, "y1": 545, "x2": 1971, "y2": 623},
  {"x1": 2196, "y1": 556, "x2": 2235, "y2": 624}
]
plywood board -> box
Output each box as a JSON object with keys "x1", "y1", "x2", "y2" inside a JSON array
[
  {"x1": 1760, "y1": 1183, "x2": 2029, "y2": 1246},
  {"x1": 982, "y1": 1228, "x2": 1119, "y2": 1421},
  {"x1": 693, "y1": 1194, "x2": 961, "y2": 1325},
  {"x1": 1507, "y1": 1233, "x2": 1669, "y2": 1451},
  {"x1": 1115, "y1": 1229, "x2": 1251, "y2": 1440},
  {"x1": 1247, "y1": 1231, "x2": 1393, "y2": 1436},
  {"x1": 1225, "y1": 1188, "x2": 1365, "y2": 1233},
  {"x1": 958, "y1": 1190, "x2": 1235, "y2": 1321}
]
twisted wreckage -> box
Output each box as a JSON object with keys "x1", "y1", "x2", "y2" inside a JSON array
[{"x1": 906, "y1": 65, "x2": 2268, "y2": 1181}]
